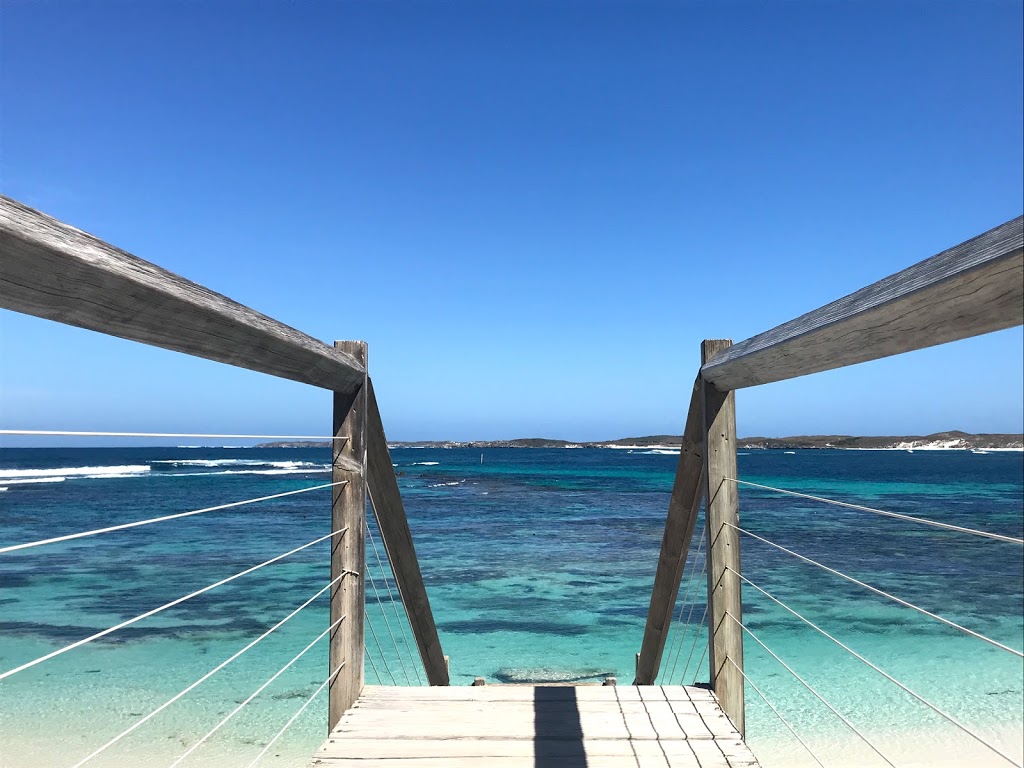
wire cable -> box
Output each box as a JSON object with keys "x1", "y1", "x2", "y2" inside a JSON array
[
  {"x1": 244, "y1": 664, "x2": 344, "y2": 768},
  {"x1": 0, "y1": 481, "x2": 347, "y2": 555},
  {"x1": 168, "y1": 614, "x2": 346, "y2": 768},
  {"x1": 731, "y1": 567, "x2": 1023, "y2": 767},
  {"x1": 664, "y1": 523, "x2": 707, "y2": 683},
  {"x1": 0, "y1": 528, "x2": 348, "y2": 682},
  {"x1": 726, "y1": 657, "x2": 826, "y2": 768},
  {"x1": 364, "y1": 588, "x2": 398, "y2": 685},
  {"x1": 663, "y1": 526, "x2": 706, "y2": 681},
  {"x1": 0, "y1": 429, "x2": 350, "y2": 442},
  {"x1": 364, "y1": 630, "x2": 384, "y2": 684},
  {"x1": 667, "y1": 533, "x2": 707, "y2": 684},
  {"x1": 730, "y1": 612, "x2": 897, "y2": 767},
  {"x1": 68, "y1": 574, "x2": 354, "y2": 768},
  {"x1": 730, "y1": 523, "x2": 1024, "y2": 658},
  {"x1": 727, "y1": 478, "x2": 1023, "y2": 545},
  {"x1": 682, "y1": 602, "x2": 709, "y2": 685},
  {"x1": 366, "y1": 503, "x2": 425, "y2": 685},
  {"x1": 364, "y1": 522, "x2": 413, "y2": 685},
  {"x1": 366, "y1": 519, "x2": 423, "y2": 685}
]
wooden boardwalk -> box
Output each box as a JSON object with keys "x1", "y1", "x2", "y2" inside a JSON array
[{"x1": 311, "y1": 685, "x2": 761, "y2": 767}]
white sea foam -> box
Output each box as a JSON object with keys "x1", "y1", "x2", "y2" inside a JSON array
[
  {"x1": 166, "y1": 467, "x2": 330, "y2": 477},
  {"x1": 606, "y1": 444, "x2": 681, "y2": 451},
  {"x1": 410, "y1": 461, "x2": 440, "y2": 466},
  {"x1": 0, "y1": 465, "x2": 151, "y2": 480},
  {"x1": 639, "y1": 449, "x2": 680, "y2": 455},
  {"x1": 153, "y1": 459, "x2": 318, "y2": 469},
  {"x1": 3, "y1": 477, "x2": 67, "y2": 485}
]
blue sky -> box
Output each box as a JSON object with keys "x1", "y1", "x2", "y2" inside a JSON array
[{"x1": 1, "y1": 0, "x2": 1022, "y2": 444}]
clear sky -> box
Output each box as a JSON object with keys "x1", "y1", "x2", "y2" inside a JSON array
[{"x1": 1, "y1": 0, "x2": 1022, "y2": 445}]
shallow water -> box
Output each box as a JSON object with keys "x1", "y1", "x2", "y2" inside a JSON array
[{"x1": 0, "y1": 447, "x2": 1021, "y2": 767}]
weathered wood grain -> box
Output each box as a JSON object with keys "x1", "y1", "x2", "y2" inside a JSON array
[
  {"x1": 0, "y1": 195, "x2": 365, "y2": 394},
  {"x1": 329, "y1": 341, "x2": 368, "y2": 728},
  {"x1": 702, "y1": 340, "x2": 744, "y2": 738},
  {"x1": 701, "y1": 216, "x2": 1024, "y2": 390},
  {"x1": 365, "y1": 379, "x2": 449, "y2": 686},
  {"x1": 312, "y1": 685, "x2": 758, "y2": 767},
  {"x1": 635, "y1": 377, "x2": 706, "y2": 684}
]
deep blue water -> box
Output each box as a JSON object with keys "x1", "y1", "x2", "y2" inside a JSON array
[{"x1": 0, "y1": 446, "x2": 1021, "y2": 767}]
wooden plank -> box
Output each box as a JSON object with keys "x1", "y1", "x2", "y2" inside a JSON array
[
  {"x1": 635, "y1": 376, "x2": 706, "y2": 684},
  {"x1": 365, "y1": 379, "x2": 449, "y2": 686},
  {"x1": 702, "y1": 340, "x2": 744, "y2": 738},
  {"x1": 329, "y1": 341, "x2": 368, "y2": 728},
  {"x1": 358, "y1": 685, "x2": 626, "y2": 701},
  {"x1": 313, "y1": 684, "x2": 758, "y2": 767},
  {"x1": 0, "y1": 195, "x2": 365, "y2": 394},
  {"x1": 315, "y1": 737, "x2": 708, "y2": 759},
  {"x1": 313, "y1": 756, "x2": 699, "y2": 768},
  {"x1": 701, "y1": 216, "x2": 1024, "y2": 390}
]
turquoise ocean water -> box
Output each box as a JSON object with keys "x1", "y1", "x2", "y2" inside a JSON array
[{"x1": 0, "y1": 447, "x2": 1021, "y2": 767}]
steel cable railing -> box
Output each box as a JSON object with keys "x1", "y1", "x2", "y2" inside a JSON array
[
  {"x1": 366, "y1": 512, "x2": 426, "y2": 685},
  {"x1": 725, "y1": 657, "x2": 826, "y2": 768},
  {"x1": 728, "y1": 523, "x2": 1024, "y2": 658},
  {"x1": 364, "y1": 584, "x2": 399, "y2": 685},
  {"x1": 681, "y1": 601, "x2": 709, "y2": 685},
  {"x1": 718, "y1": 476, "x2": 1023, "y2": 768},
  {"x1": 167, "y1": 614, "x2": 347, "y2": 767},
  {"x1": 244, "y1": 664, "x2": 345, "y2": 768},
  {"x1": 364, "y1": 521, "x2": 414, "y2": 685},
  {"x1": 0, "y1": 527, "x2": 349, "y2": 681},
  {"x1": 0, "y1": 429, "x2": 351, "y2": 442},
  {"x1": 669, "y1": 560, "x2": 708, "y2": 685},
  {"x1": 0, "y1": 480, "x2": 348, "y2": 554},
  {"x1": 730, "y1": 566, "x2": 1023, "y2": 767},
  {"x1": 663, "y1": 521, "x2": 707, "y2": 683},
  {"x1": 726, "y1": 478, "x2": 1024, "y2": 544},
  {"x1": 68, "y1": 572, "x2": 355, "y2": 768},
  {"x1": 728, "y1": 611, "x2": 898, "y2": 767}
]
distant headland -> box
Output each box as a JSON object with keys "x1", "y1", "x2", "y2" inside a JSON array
[{"x1": 256, "y1": 430, "x2": 1023, "y2": 451}]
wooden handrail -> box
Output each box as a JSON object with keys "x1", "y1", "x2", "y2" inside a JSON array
[
  {"x1": 365, "y1": 379, "x2": 450, "y2": 686},
  {"x1": 701, "y1": 216, "x2": 1024, "y2": 390},
  {"x1": 634, "y1": 377, "x2": 706, "y2": 685},
  {"x1": 0, "y1": 195, "x2": 365, "y2": 395}
]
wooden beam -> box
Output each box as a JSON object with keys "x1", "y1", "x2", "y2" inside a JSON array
[
  {"x1": 701, "y1": 216, "x2": 1024, "y2": 390},
  {"x1": 634, "y1": 377, "x2": 706, "y2": 685},
  {"x1": 702, "y1": 339, "x2": 744, "y2": 737},
  {"x1": 330, "y1": 341, "x2": 368, "y2": 729},
  {"x1": 0, "y1": 195, "x2": 365, "y2": 394},
  {"x1": 366, "y1": 379, "x2": 450, "y2": 686}
]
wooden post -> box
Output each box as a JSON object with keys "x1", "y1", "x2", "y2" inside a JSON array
[
  {"x1": 365, "y1": 378, "x2": 450, "y2": 685},
  {"x1": 634, "y1": 376, "x2": 706, "y2": 684},
  {"x1": 701, "y1": 339, "x2": 744, "y2": 737},
  {"x1": 329, "y1": 340, "x2": 368, "y2": 730}
]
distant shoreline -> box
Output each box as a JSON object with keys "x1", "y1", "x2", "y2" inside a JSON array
[{"x1": 256, "y1": 430, "x2": 1024, "y2": 451}]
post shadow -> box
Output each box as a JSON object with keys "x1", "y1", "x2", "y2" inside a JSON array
[{"x1": 533, "y1": 686, "x2": 588, "y2": 767}]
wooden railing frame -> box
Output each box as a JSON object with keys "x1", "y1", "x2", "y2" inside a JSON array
[
  {"x1": 637, "y1": 215, "x2": 1024, "y2": 737},
  {"x1": 0, "y1": 196, "x2": 450, "y2": 731},
  {"x1": 0, "y1": 196, "x2": 366, "y2": 395},
  {"x1": 701, "y1": 216, "x2": 1023, "y2": 390},
  {"x1": 701, "y1": 339, "x2": 744, "y2": 737},
  {"x1": 366, "y1": 379, "x2": 451, "y2": 686},
  {"x1": 329, "y1": 341, "x2": 369, "y2": 728},
  {"x1": 633, "y1": 377, "x2": 706, "y2": 686}
]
